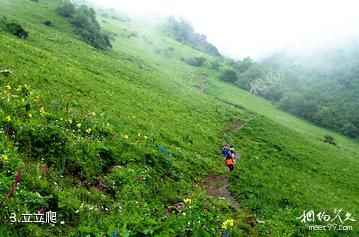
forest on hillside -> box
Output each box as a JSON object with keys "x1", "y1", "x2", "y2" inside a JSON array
[{"x1": 218, "y1": 48, "x2": 359, "y2": 139}]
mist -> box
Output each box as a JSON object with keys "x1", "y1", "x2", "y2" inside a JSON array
[{"x1": 87, "y1": 0, "x2": 359, "y2": 59}]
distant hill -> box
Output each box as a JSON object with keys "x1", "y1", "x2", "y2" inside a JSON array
[
  {"x1": 0, "y1": 0, "x2": 358, "y2": 236},
  {"x1": 259, "y1": 47, "x2": 359, "y2": 138}
]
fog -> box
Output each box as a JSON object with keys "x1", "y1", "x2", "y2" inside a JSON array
[{"x1": 88, "y1": 0, "x2": 359, "y2": 59}]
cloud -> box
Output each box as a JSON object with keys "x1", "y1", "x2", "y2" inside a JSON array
[{"x1": 88, "y1": 0, "x2": 359, "y2": 59}]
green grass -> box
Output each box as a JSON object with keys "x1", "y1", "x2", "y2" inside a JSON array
[{"x1": 0, "y1": 0, "x2": 358, "y2": 236}]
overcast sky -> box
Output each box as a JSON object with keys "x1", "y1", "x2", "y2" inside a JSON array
[{"x1": 88, "y1": 0, "x2": 359, "y2": 59}]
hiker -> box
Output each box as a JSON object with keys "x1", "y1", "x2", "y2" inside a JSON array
[
  {"x1": 222, "y1": 145, "x2": 229, "y2": 158},
  {"x1": 225, "y1": 153, "x2": 235, "y2": 172},
  {"x1": 230, "y1": 148, "x2": 237, "y2": 163}
]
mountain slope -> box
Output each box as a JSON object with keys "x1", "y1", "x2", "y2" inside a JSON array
[{"x1": 0, "y1": 0, "x2": 358, "y2": 236}]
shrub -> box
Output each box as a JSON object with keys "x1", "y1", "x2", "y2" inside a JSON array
[
  {"x1": 165, "y1": 17, "x2": 221, "y2": 57},
  {"x1": 3, "y1": 22, "x2": 28, "y2": 39},
  {"x1": 323, "y1": 135, "x2": 337, "y2": 146},
  {"x1": 43, "y1": 20, "x2": 52, "y2": 26},
  {"x1": 56, "y1": 0, "x2": 76, "y2": 17},
  {"x1": 182, "y1": 57, "x2": 206, "y2": 67},
  {"x1": 56, "y1": 2, "x2": 112, "y2": 49},
  {"x1": 220, "y1": 69, "x2": 237, "y2": 83}
]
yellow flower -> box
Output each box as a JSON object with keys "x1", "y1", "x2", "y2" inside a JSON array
[
  {"x1": 39, "y1": 107, "x2": 45, "y2": 114},
  {"x1": 85, "y1": 128, "x2": 92, "y2": 134},
  {"x1": 92, "y1": 112, "x2": 96, "y2": 116},
  {"x1": 124, "y1": 135, "x2": 129, "y2": 140},
  {"x1": 106, "y1": 123, "x2": 110, "y2": 127},
  {"x1": 28, "y1": 113, "x2": 33, "y2": 118},
  {"x1": 221, "y1": 219, "x2": 234, "y2": 229},
  {"x1": 21, "y1": 98, "x2": 25, "y2": 103},
  {"x1": 77, "y1": 123, "x2": 82, "y2": 128},
  {"x1": 5, "y1": 115, "x2": 11, "y2": 122},
  {"x1": 184, "y1": 198, "x2": 192, "y2": 205},
  {"x1": 5, "y1": 84, "x2": 11, "y2": 90},
  {"x1": 1, "y1": 154, "x2": 9, "y2": 161},
  {"x1": 144, "y1": 136, "x2": 148, "y2": 139}
]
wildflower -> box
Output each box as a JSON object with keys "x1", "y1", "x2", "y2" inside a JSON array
[
  {"x1": 7, "y1": 185, "x2": 15, "y2": 198},
  {"x1": 43, "y1": 164, "x2": 49, "y2": 175},
  {"x1": 21, "y1": 98, "x2": 25, "y2": 103},
  {"x1": 39, "y1": 207, "x2": 44, "y2": 214},
  {"x1": 106, "y1": 123, "x2": 110, "y2": 127},
  {"x1": 28, "y1": 113, "x2": 32, "y2": 118},
  {"x1": 39, "y1": 107, "x2": 45, "y2": 114},
  {"x1": 77, "y1": 123, "x2": 82, "y2": 128},
  {"x1": 5, "y1": 115, "x2": 11, "y2": 122},
  {"x1": 1, "y1": 154, "x2": 9, "y2": 161},
  {"x1": 184, "y1": 198, "x2": 192, "y2": 205},
  {"x1": 5, "y1": 84, "x2": 11, "y2": 90},
  {"x1": 97, "y1": 179, "x2": 103, "y2": 191},
  {"x1": 60, "y1": 221, "x2": 65, "y2": 225},
  {"x1": 92, "y1": 112, "x2": 96, "y2": 116},
  {"x1": 85, "y1": 128, "x2": 92, "y2": 134},
  {"x1": 221, "y1": 219, "x2": 234, "y2": 229},
  {"x1": 124, "y1": 135, "x2": 129, "y2": 140},
  {"x1": 15, "y1": 169, "x2": 22, "y2": 185},
  {"x1": 144, "y1": 136, "x2": 148, "y2": 139}
]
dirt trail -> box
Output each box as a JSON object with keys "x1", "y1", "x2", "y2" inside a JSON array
[
  {"x1": 204, "y1": 120, "x2": 245, "y2": 209},
  {"x1": 199, "y1": 76, "x2": 207, "y2": 93},
  {"x1": 205, "y1": 174, "x2": 240, "y2": 209}
]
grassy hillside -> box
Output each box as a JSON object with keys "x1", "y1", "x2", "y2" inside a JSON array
[{"x1": 0, "y1": 0, "x2": 358, "y2": 236}]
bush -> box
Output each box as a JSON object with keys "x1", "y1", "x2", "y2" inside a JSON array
[
  {"x1": 182, "y1": 57, "x2": 206, "y2": 67},
  {"x1": 220, "y1": 69, "x2": 237, "y2": 83},
  {"x1": 323, "y1": 135, "x2": 337, "y2": 146},
  {"x1": 3, "y1": 22, "x2": 28, "y2": 39},
  {"x1": 43, "y1": 20, "x2": 52, "y2": 26},
  {"x1": 56, "y1": 0, "x2": 76, "y2": 17},
  {"x1": 165, "y1": 17, "x2": 221, "y2": 57},
  {"x1": 56, "y1": 2, "x2": 112, "y2": 49}
]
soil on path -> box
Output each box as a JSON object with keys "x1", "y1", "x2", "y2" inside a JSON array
[{"x1": 205, "y1": 174, "x2": 240, "y2": 209}]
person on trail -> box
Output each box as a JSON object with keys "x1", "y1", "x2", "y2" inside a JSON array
[
  {"x1": 225, "y1": 153, "x2": 235, "y2": 172},
  {"x1": 230, "y1": 148, "x2": 237, "y2": 163},
  {"x1": 222, "y1": 145, "x2": 229, "y2": 158}
]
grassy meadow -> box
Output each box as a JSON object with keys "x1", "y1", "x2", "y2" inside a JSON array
[{"x1": 0, "y1": 0, "x2": 358, "y2": 236}]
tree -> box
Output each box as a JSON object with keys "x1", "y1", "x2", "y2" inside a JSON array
[
  {"x1": 165, "y1": 17, "x2": 221, "y2": 57},
  {"x1": 220, "y1": 69, "x2": 237, "y2": 83},
  {"x1": 57, "y1": 2, "x2": 111, "y2": 50},
  {"x1": 56, "y1": 0, "x2": 76, "y2": 17},
  {"x1": 279, "y1": 92, "x2": 307, "y2": 116}
]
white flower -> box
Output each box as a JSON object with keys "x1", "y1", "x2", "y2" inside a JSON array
[{"x1": 60, "y1": 221, "x2": 65, "y2": 225}]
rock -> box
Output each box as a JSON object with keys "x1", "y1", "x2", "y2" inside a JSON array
[{"x1": 0, "y1": 69, "x2": 12, "y2": 77}]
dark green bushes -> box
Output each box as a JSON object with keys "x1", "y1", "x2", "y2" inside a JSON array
[
  {"x1": 165, "y1": 17, "x2": 221, "y2": 57},
  {"x1": 220, "y1": 69, "x2": 237, "y2": 83},
  {"x1": 181, "y1": 56, "x2": 206, "y2": 67},
  {"x1": 0, "y1": 19, "x2": 28, "y2": 39},
  {"x1": 56, "y1": 1, "x2": 111, "y2": 49}
]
